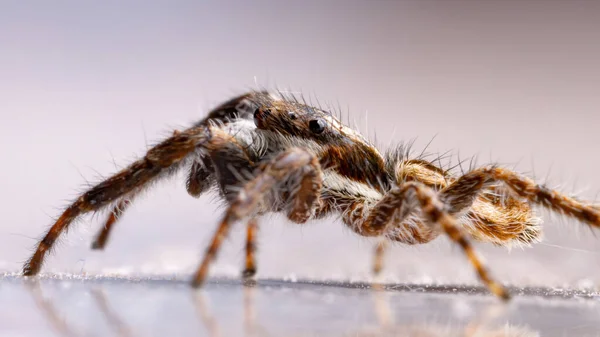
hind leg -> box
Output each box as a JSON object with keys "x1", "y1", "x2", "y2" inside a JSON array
[
  {"x1": 447, "y1": 166, "x2": 600, "y2": 227},
  {"x1": 344, "y1": 182, "x2": 509, "y2": 300},
  {"x1": 372, "y1": 239, "x2": 387, "y2": 276}
]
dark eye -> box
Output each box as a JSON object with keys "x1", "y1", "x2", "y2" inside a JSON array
[
  {"x1": 253, "y1": 108, "x2": 261, "y2": 126},
  {"x1": 288, "y1": 111, "x2": 297, "y2": 120},
  {"x1": 253, "y1": 108, "x2": 271, "y2": 127},
  {"x1": 308, "y1": 119, "x2": 326, "y2": 134}
]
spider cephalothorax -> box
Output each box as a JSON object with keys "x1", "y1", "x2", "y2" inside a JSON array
[
  {"x1": 23, "y1": 90, "x2": 600, "y2": 300},
  {"x1": 252, "y1": 94, "x2": 391, "y2": 192}
]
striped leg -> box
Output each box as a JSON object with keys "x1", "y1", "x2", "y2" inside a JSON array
[
  {"x1": 23, "y1": 126, "x2": 211, "y2": 276},
  {"x1": 91, "y1": 198, "x2": 133, "y2": 250},
  {"x1": 350, "y1": 182, "x2": 510, "y2": 300},
  {"x1": 242, "y1": 218, "x2": 259, "y2": 279},
  {"x1": 372, "y1": 239, "x2": 387, "y2": 276},
  {"x1": 454, "y1": 166, "x2": 600, "y2": 227},
  {"x1": 90, "y1": 159, "x2": 214, "y2": 251},
  {"x1": 191, "y1": 148, "x2": 322, "y2": 287}
]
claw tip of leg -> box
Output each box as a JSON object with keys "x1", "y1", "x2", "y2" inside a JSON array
[
  {"x1": 190, "y1": 278, "x2": 204, "y2": 288},
  {"x1": 242, "y1": 268, "x2": 257, "y2": 279}
]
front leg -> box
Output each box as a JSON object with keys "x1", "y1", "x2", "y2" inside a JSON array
[
  {"x1": 90, "y1": 156, "x2": 215, "y2": 251},
  {"x1": 23, "y1": 126, "x2": 211, "y2": 276},
  {"x1": 89, "y1": 90, "x2": 262, "y2": 251},
  {"x1": 90, "y1": 197, "x2": 133, "y2": 250},
  {"x1": 191, "y1": 148, "x2": 322, "y2": 287}
]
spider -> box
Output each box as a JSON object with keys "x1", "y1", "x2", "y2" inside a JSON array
[{"x1": 22, "y1": 91, "x2": 600, "y2": 300}]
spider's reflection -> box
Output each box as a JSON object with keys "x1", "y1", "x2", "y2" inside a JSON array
[
  {"x1": 90, "y1": 289, "x2": 134, "y2": 337},
  {"x1": 364, "y1": 287, "x2": 539, "y2": 337},
  {"x1": 26, "y1": 281, "x2": 134, "y2": 337},
  {"x1": 189, "y1": 283, "x2": 539, "y2": 337},
  {"x1": 191, "y1": 292, "x2": 221, "y2": 337},
  {"x1": 26, "y1": 281, "x2": 539, "y2": 337},
  {"x1": 26, "y1": 281, "x2": 80, "y2": 337}
]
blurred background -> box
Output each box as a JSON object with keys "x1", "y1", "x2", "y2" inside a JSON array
[{"x1": 2, "y1": 0, "x2": 600, "y2": 289}]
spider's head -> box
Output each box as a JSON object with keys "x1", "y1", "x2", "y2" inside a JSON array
[
  {"x1": 252, "y1": 95, "x2": 365, "y2": 145},
  {"x1": 252, "y1": 92, "x2": 389, "y2": 190}
]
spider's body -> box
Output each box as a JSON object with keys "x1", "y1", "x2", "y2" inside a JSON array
[{"x1": 23, "y1": 91, "x2": 600, "y2": 300}]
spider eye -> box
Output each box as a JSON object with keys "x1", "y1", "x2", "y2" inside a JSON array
[
  {"x1": 308, "y1": 119, "x2": 326, "y2": 134},
  {"x1": 253, "y1": 108, "x2": 261, "y2": 126},
  {"x1": 253, "y1": 108, "x2": 271, "y2": 127},
  {"x1": 288, "y1": 111, "x2": 297, "y2": 120}
]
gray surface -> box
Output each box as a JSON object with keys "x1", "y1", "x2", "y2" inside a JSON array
[{"x1": 1, "y1": 274, "x2": 600, "y2": 337}]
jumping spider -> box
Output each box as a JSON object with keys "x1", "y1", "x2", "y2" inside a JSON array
[{"x1": 23, "y1": 91, "x2": 600, "y2": 300}]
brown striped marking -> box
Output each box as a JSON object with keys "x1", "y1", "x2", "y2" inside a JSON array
[
  {"x1": 91, "y1": 199, "x2": 132, "y2": 250},
  {"x1": 242, "y1": 218, "x2": 259, "y2": 278}
]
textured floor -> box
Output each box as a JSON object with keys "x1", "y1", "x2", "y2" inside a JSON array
[{"x1": 1, "y1": 274, "x2": 599, "y2": 337}]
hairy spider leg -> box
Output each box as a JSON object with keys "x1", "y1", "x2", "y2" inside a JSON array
[
  {"x1": 371, "y1": 159, "x2": 542, "y2": 276},
  {"x1": 452, "y1": 167, "x2": 600, "y2": 228},
  {"x1": 23, "y1": 126, "x2": 213, "y2": 276},
  {"x1": 345, "y1": 182, "x2": 510, "y2": 300},
  {"x1": 88, "y1": 91, "x2": 263, "y2": 252},
  {"x1": 242, "y1": 218, "x2": 259, "y2": 279},
  {"x1": 191, "y1": 148, "x2": 323, "y2": 287},
  {"x1": 91, "y1": 197, "x2": 133, "y2": 250},
  {"x1": 90, "y1": 158, "x2": 215, "y2": 251},
  {"x1": 372, "y1": 239, "x2": 388, "y2": 276}
]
